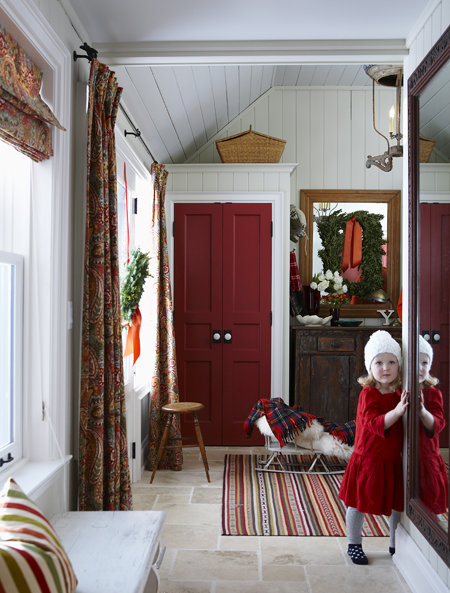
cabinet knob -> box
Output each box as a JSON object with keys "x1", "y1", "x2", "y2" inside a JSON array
[{"x1": 224, "y1": 331, "x2": 232, "y2": 343}]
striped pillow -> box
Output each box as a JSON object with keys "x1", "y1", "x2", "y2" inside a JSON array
[{"x1": 0, "y1": 477, "x2": 77, "y2": 593}]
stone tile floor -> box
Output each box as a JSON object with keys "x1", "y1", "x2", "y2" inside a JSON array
[{"x1": 132, "y1": 446, "x2": 413, "y2": 593}]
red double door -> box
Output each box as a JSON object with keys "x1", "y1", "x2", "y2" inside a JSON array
[
  {"x1": 173, "y1": 202, "x2": 271, "y2": 446},
  {"x1": 420, "y1": 203, "x2": 450, "y2": 446}
]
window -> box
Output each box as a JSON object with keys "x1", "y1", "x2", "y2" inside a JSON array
[
  {"x1": 0, "y1": 138, "x2": 29, "y2": 473},
  {"x1": 117, "y1": 175, "x2": 134, "y2": 386},
  {"x1": 0, "y1": 252, "x2": 23, "y2": 468},
  {"x1": 115, "y1": 149, "x2": 153, "y2": 390}
]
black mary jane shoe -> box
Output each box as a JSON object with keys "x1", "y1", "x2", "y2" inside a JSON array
[
  {"x1": 389, "y1": 546, "x2": 395, "y2": 555},
  {"x1": 347, "y1": 544, "x2": 369, "y2": 565}
]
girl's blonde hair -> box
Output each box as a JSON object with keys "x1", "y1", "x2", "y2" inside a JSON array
[
  {"x1": 420, "y1": 374, "x2": 439, "y2": 388},
  {"x1": 358, "y1": 371, "x2": 402, "y2": 391}
]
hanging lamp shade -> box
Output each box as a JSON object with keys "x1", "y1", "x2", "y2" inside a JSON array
[
  {"x1": 0, "y1": 25, "x2": 65, "y2": 162},
  {"x1": 363, "y1": 64, "x2": 403, "y2": 87}
]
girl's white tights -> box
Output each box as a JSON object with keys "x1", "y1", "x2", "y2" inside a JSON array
[
  {"x1": 346, "y1": 507, "x2": 365, "y2": 545},
  {"x1": 346, "y1": 507, "x2": 401, "y2": 548}
]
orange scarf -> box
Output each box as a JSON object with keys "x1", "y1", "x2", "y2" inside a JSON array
[
  {"x1": 124, "y1": 307, "x2": 142, "y2": 365},
  {"x1": 342, "y1": 216, "x2": 362, "y2": 271}
]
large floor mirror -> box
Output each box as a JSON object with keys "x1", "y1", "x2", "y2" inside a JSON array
[{"x1": 407, "y1": 25, "x2": 450, "y2": 565}]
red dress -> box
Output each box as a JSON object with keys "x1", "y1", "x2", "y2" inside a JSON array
[
  {"x1": 339, "y1": 386, "x2": 403, "y2": 516},
  {"x1": 419, "y1": 387, "x2": 448, "y2": 515}
]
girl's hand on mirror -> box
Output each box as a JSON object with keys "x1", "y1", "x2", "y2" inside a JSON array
[
  {"x1": 384, "y1": 390, "x2": 408, "y2": 429},
  {"x1": 396, "y1": 389, "x2": 409, "y2": 416},
  {"x1": 418, "y1": 390, "x2": 435, "y2": 432},
  {"x1": 418, "y1": 390, "x2": 425, "y2": 412}
]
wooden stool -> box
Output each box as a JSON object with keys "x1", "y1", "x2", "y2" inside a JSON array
[{"x1": 150, "y1": 402, "x2": 211, "y2": 483}]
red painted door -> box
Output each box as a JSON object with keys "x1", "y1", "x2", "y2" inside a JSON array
[
  {"x1": 174, "y1": 203, "x2": 271, "y2": 446},
  {"x1": 420, "y1": 203, "x2": 450, "y2": 446}
]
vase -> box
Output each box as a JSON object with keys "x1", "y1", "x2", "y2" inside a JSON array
[
  {"x1": 329, "y1": 307, "x2": 340, "y2": 326},
  {"x1": 303, "y1": 285, "x2": 321, "y2": 315}
]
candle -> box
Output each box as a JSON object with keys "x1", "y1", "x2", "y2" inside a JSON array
[{"x1": 389, "y1": 105, "x2": 395, "y2": 134}]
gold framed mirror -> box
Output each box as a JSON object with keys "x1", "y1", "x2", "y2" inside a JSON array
[
  {"x1": 299, "y1": 189, "x2": 401, "y2": 318},
  {"x1": 407, "y1": 25, "x2": 450, "y2": 566}
]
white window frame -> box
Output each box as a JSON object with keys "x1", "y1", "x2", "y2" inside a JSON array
[
  {"x1": 0, "y1": 252, "x2": 23, "y2": 467},
  {"x1": 117, "y1": 152, "x2": 137, "y2": 389}
]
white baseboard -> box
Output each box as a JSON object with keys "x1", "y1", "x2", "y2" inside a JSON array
[{"x1": 394, "y1": 525, "x2": 449, "y2": 593}]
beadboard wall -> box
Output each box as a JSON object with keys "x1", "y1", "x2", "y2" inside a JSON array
[
  {"x1": 187, "y1": 85, "x2": 404, "y2": 201},
  {"x1": 395, "y1": 1, "x2": 450, "y2": 591},
  {"x1": 420, "y1": 163, "x2": 450, "y2": 200}
]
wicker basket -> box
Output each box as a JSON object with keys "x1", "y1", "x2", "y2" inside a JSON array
[
  {"x1": 419, "y1": 136, "x2": 435, "y2": 163},
  {"x1": 215, "y1": 125, "x2": 286, "y2": 163}
]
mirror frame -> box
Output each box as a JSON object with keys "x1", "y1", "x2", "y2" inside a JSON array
[
  {"x1": 299, "y1": 189, "x2": 401, "y2": 318},
  {"x1": 407, "y1": 25, "x2": 450, "y2": 566}
]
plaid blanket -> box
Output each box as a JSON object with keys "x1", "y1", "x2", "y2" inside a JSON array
[{"x1": 243, "y1": 397, "x2": 356, "y2": 448}]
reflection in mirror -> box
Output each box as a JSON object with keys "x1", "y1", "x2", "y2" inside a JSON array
[
  {"x1": 300, "y1": 189, "x2": 401, "y2": 319},
  {"x1": 418, "y1": 56, "x2": 450, "y2": 536},
  {"x1": 417, "y1": 336, "x2": 448, "y2": 532},
  {"x1": 407, "y1": 25, "x2": 450, "y2": 566},
  {"x1": 312, "y1": 202, "x2": 388, "y2": 279},
  {"x1": 418, "y1": 56, "x2": 450, "y2": 532}
]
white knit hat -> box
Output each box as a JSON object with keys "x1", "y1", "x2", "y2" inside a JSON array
[
  {"x1": 419, "y1": 335, "x2": 433, "y2": 367},
  {"x1": 364, "y1": 330, "x2": 402, "y2": 373}
]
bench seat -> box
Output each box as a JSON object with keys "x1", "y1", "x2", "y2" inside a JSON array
[{"x1": 52, "y1": 510, "x2": 165, "y2": 593}]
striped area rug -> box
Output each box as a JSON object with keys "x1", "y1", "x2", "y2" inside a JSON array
[{"x1": 222, "y1": 454, "x2": 390, "y2": 536}]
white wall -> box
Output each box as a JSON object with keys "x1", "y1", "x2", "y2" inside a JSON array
[{"x1": 188, "y1": 85, "x2": 404, "y2": 202}]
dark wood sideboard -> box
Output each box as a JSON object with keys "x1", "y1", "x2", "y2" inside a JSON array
[{"x1": 290, "y1": 325, "x2": 402, "y2": 423}]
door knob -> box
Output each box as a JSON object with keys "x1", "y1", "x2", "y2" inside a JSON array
[
  {"x1": 212, "y1": 330, "x2": 222, "y2": 343},
  {"x1": 432, "y1": 330, "x2": 440, "y2": 344},
  {"x1": 421, "y1": 330, "x2": 431, "y2": 342},
  {"x1": 224, "y1": 330, "x2": 232, "y2": 343}
]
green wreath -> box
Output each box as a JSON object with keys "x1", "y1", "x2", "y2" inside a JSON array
[
  {"x1": 316, "y1": 209, "x2": 385, "y2": 300},
  {"x1": 120, "y1": 248, "x2": 151, "y2": 322}
]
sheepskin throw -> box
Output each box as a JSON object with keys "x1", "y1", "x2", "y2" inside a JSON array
[{"x1": 244, "y1": 397, "x2": 356, "y2": 448}]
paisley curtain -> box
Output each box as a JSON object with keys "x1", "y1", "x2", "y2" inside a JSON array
[
  {"x1": 147, "y1": 164, "x2": 182, "y2": 471},
  {"x1": 79, "y1": 59, "x2": 132, "y2": 510},
  {"x1": 0, "y1": 24, "x2": 64, "y2": 161}
]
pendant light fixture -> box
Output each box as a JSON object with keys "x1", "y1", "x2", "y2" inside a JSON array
[{"x1": 364, "y1": 65, "x2": 403, "y2": 172}]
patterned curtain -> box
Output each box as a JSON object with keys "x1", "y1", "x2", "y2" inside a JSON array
[
  {"x1": 0, "y1": 25, "x2": 65, "y2": 161},
  {"x1": 79, "y1": 59, "x2": 132, "y2": 511},
  {"x1": 147, "y1": 164, "x2": 182, "y2": 471}
]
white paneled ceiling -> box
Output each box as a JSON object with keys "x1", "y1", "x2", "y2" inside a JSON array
[
  {"x1": 65, "y1": 0, "x2": 447, "y2": 166},
  {"x1": 116, "y1": 64, "x2": 373, "y2": 164}
]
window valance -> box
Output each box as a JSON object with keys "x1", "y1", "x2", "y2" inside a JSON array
[{"x1": 0, "y1": 25, "x2": 65, "y2": 162}]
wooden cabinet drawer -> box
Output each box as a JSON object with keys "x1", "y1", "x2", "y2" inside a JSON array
[{"x1": 318, "y1": 336, "x2": 355, "y2": 352}]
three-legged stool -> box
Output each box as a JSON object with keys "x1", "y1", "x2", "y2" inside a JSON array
[{"x1": 150, "y1": 402, "x2": 211, "y2": 483}]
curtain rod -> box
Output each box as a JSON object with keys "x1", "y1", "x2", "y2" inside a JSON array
[
  {"x1": 72, "y1": 43, "x2": 158, "y2": 165},
  {"x1": 119, "y1": 104, "x2": 158, "y2": 165}
]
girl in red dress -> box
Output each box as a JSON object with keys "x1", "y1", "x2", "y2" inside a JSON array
[
  {"x1": 417, "y1": 336, "x2": 448, "y2": 516},
  {"x1": 339, "y1": 330, "x2": 408, "y2": 564}
]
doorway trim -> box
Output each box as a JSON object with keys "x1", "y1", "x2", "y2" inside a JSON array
[{"x1": 166, "y1": 190, "x2": 288, "y2": 400}]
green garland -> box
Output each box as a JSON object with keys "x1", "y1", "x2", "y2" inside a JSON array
[
  {"x1": 120, "y1": 248, "x2": 151, "y2": 322},
  {"x1": 316, "y1": 209, "x2": 385, "y2": 299}
]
